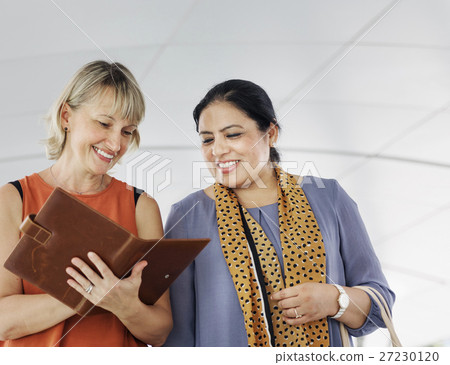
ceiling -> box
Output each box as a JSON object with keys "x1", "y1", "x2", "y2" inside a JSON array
[{"x1": 1, "y1": 0, "x2": 449, "y2": 347}]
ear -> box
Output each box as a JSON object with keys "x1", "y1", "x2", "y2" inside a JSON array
[
  {"x1": 268, "y1": 122, "x2": 279, "y2": 147},
  {"x1": 60, "y1": 103, "x2": 72, "y2": 130}
]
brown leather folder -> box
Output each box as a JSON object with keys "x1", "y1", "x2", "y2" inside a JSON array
[{"x1": 4, "y1": 187, "x2": 209, "y2": 316}]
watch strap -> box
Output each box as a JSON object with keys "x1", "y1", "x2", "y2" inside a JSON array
[{"x1": 331, "y1": 284, "x2": 347, "y2": 319}]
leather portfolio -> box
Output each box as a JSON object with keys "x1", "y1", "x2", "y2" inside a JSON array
[{"x1": 4, "y1": 187, "x2": 209, "y2": 316}]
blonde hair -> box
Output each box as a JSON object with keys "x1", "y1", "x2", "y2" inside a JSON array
[{"x1": 44, "y1": 60, "x2": 145, "y2": 160}]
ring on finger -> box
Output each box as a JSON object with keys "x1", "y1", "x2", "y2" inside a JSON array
[
  {"x1": 85, "y1": 283, "x2": 94, "y2": 294},
  {"x1": 294, "y1": 308, "x2": 302, "y2": 319}
]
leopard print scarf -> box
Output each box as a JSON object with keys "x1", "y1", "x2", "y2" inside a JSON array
[{"x1": 214, "y1": 166, "x2": 329, "y2": 347}]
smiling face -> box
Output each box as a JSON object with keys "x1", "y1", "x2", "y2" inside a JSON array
[
  {"x1": 199, "y1": 101, "x2": 277, "y2": 189},
  {"x1": 60, "y1": 88, "x2": 137, "y2": 176}
]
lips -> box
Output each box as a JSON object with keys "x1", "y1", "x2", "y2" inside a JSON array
[
  {"x1": 216, "y1": 160, "x2": 239, "y2": 174},
  {"x1": 217, "y1": 160, "x2": 238, "y2": 168},
  {"x1": 93, "y1": 146, "x2": 115, "y2": 161}
]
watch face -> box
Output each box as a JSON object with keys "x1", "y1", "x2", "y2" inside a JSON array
[{"x1": 339, "y1": 294, "x2": 350, "y2": 309}]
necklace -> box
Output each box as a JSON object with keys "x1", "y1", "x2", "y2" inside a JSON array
[{"x1": 50, "y1": 165, "x2": 105, "y2": 195}]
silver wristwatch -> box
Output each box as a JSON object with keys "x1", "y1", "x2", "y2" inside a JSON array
[{"x1": 331, "y1": 284, "x2": 349, "y2": 319}]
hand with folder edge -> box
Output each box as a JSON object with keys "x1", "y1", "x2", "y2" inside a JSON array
[
  {"x1": 66, "y1": 251, "x2": 150, "y2": 316},
  {"x1": 0, "y1": 183, "x2": 174, "y2": 347},
  {"x1": 3, "y1": 187, "x2": 209, "y2": 345}
]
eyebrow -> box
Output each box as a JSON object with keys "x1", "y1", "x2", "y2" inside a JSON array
[
  {"x1": 98, "y1": 114, "x2": 116, "y2": 121},
  {"x1": 199, "y1": 124, "x2": 244, "y2": 135}
]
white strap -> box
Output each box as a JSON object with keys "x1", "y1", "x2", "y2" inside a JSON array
[{"x1": 339, "y1": 286, "x2": 402, "y2": 347}]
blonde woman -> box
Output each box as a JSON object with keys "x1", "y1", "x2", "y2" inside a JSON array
[{"x1": 0, "y1": 61, "x2": 172, "y2": 346}]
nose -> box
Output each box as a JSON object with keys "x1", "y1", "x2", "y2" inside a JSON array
[
  {"x1": 211, "y1": 136, "x2": 229, "y2": 157},
  {"x1": 105, "y1": 130, "x2": 122, "y2": 153}
]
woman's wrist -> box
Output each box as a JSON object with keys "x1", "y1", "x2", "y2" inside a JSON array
[{"x1": 114, "y1": 297, "x2": 143, "y2": 322}]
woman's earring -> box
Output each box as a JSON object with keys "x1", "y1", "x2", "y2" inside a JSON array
[{"x1": 64, "y1": 127, "x2": 68, "y2": 132}]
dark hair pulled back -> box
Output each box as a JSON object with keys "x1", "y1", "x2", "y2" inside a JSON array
[{"x1": 193, "y1": 79, "x2": 281, "y2": 163}]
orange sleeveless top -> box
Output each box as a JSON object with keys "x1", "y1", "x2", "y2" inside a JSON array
[{"x1": 2, "y1": 173, "x2": 146, "y2": 347}]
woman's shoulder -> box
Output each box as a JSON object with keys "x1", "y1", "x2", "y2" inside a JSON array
[
  {"x1": 0, "y1": 182, "x2": 23, "y2": 205},
  {"x1": 171, "y1": 189, "x2": 213, "y2": 211},
  {"x1": 0, "y1": 173, "x2": 40, "y2": 205},
  {"x1": 300, "y1": 176, "x2": 339, "y2": 194},
  {"x1": 173, "y1": 190, "x2": 214, "y2": 206},
  {"x1": 300, "y1": 176, "x2": 359, "y2": 216},
  {"x1": 0, "y1": 183, "x2": 23, "y2": 229},
  {"x1": 106, "y1": 177, "x2": 143, "y2": 200},
  {"x1": 165, "y1": 189, "x2": 215, "y2": 235},
  {"x1": 299, "y1": 176, "x2": 353, "y2": 209}
]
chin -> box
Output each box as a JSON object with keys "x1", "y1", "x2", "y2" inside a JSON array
[{"x1": 91, "y1": 163, "x2": 112, "y2": 176}]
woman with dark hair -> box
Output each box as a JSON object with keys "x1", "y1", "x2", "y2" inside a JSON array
[{"x1": 164, "y1": 79, "x2": 394, "y2": 347}]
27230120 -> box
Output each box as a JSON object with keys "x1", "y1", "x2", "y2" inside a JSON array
[{"x1": 380, "y1": 351, "x2": 439, "y2": 362}]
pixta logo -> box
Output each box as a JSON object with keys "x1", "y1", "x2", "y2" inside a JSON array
[{"x1": 126, "y1": 151, "x2": 172, "y2": 195}]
